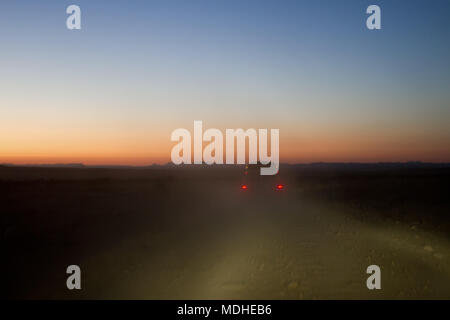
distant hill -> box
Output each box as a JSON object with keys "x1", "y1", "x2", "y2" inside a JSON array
[
  {"x1": 0, "y1": 163, "x2": 86, "y2": 168},
  {"x1": 1, "y1": 161, "x2": 450, "y2": 170}
]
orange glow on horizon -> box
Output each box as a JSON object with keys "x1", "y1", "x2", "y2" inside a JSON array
[
  {"x1": 2, "y1": 122, "x2": 450, "y2": 166},
  {"x1": 2, "y1": 136, "x2": 450, "y2": 166}
]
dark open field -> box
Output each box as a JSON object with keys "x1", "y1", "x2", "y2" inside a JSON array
[{"x1": 1, "y1": 164, "x2": 450, "y2": 299}]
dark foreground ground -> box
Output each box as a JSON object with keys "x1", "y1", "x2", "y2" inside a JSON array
[{"x1": 1, "y1": 164, "x2": 450, "y2": 299}]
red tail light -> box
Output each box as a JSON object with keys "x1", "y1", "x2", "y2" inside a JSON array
[
  {"x1": 241, "y1": 184, "x2": 248, "y2": 190},
  {"x1": 276, "y1": 184, "x2": 284, "y2": 190}
]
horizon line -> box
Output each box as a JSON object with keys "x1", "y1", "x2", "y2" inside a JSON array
[{"x1": 2, "y1": 161, "x2": 450, "y2": 169}]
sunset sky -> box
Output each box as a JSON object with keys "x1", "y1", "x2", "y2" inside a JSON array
[{"x1": 1, "y1": 0, "x2": 450, "y2": 165}]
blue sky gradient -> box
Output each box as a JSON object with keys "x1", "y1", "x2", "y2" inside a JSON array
[{"x1": 1, "y1": 0, "x2": 450, "y2": 164}]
